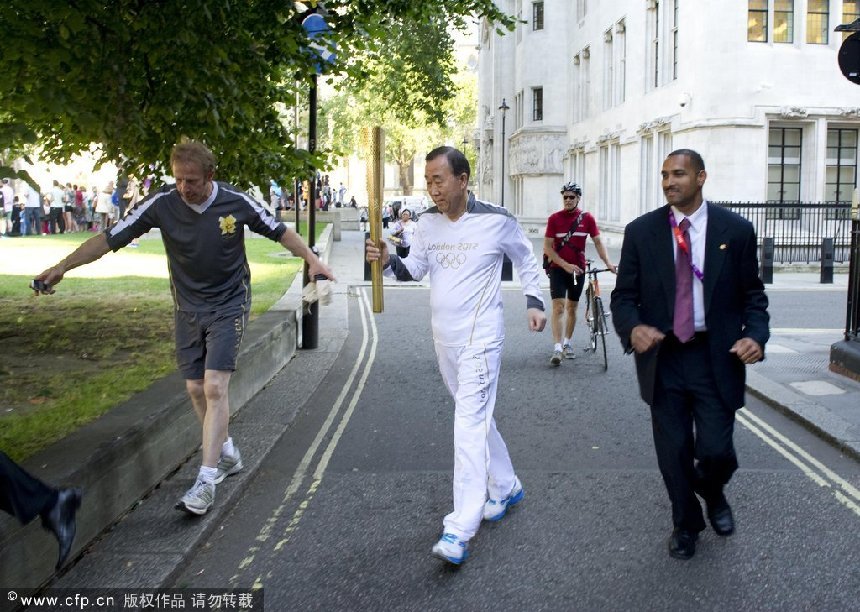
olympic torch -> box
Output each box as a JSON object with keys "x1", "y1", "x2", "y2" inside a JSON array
[{"x1": 364, "y1": 126, "x2": 385, "y2": 313}]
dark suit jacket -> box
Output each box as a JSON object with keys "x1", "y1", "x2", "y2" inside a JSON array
[{"x1": 610, "y1": 203, "x2": 769, "y2": 410}]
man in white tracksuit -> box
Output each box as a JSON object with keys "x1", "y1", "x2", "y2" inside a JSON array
[{"x1": 366, "y1": 146, "x2": 547, "y2": 564}]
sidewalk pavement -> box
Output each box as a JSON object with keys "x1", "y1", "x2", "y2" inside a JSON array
[{"x1": 8, "y1": 226, "x2": 859, "y2": 592}]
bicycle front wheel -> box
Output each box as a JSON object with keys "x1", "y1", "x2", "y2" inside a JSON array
[
  {"x1": 585, "y1": 287, "x2": 597, "y2": 351},
  {"x1": 594, "y1": 296, "x2": 608, "y2": 371}
]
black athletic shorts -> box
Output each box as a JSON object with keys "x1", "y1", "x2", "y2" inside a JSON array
[
  {"x1": 174, "y1": 307, "x2": 249, "y2": 379},
  {"x1": 548, "y1": 266, "x2": 586, "y2": 301}
]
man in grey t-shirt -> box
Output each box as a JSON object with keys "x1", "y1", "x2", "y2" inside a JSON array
[{"x1": 35, "y1": 142, "x2": 335, "y2": 516}]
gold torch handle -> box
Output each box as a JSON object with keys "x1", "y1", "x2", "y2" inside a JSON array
[{"x1": 364, "y1": 126, "x2": 385, "y2": 313}]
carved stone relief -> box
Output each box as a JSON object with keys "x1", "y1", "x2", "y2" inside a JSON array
[
  {"x1": 779, "y1": 106, "x2": 808, "y2": 119},
  {"x1": 509, "y1": 133, "x2": 566, "y2": 176}
]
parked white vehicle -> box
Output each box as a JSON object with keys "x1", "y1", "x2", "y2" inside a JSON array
[{"x1": 385, "y1": 195, "x2": 430, "y2": 219}]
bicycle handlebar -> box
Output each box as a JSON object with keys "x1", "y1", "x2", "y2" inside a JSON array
[{"x1": 584, "y1": 259, "x2": 613, "y2": 275}]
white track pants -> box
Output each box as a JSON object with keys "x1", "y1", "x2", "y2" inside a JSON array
[{"x1": 434, "y1": 339, "x2": 517, "y2": 541}]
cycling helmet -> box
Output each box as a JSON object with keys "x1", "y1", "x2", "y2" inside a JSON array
[{"x1": 561, "y1": 181, "x2": 582, "y2": 195}]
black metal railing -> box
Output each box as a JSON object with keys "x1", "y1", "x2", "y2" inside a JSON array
[{"x1": 713, "y1": 201, "x2": 852, "y2": 264}]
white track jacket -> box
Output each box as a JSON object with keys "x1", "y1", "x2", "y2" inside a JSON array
[{"x1": 385, "y1": 194, "x2": 545, "y2": 347}]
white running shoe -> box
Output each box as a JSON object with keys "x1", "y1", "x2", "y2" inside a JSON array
[
  {"x1": 483, "y1": 478, "x2": 524, "y2": 522},
  {"x1": 563, "y1": 344, "x2": 576, "y2": 359},
  {"x1": 550, "y1": 350, "x2": 562, "y2": 366},
  {"x1": 213, "y1": 448, "x2": 244, "y2": 485},
  {"x1": 176, "y1": 479, "x2": 215, "y2": 516},
  {"x1": 431, "y1": 533, "x2": 469, "y2": 565}
]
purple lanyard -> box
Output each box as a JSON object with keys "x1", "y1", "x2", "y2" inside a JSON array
[{"x1": 668, "y1": 210, "x2": 704, "y2": 282}]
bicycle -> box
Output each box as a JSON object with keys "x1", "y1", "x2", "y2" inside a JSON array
[{"x1": 583, "y1": 259, "x2": 611, "y2": 371}]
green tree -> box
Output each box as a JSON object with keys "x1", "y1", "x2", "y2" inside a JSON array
[
  {"x1": 0, "y1": 1, "x2": 513, "y2": 187},
  {"x1": 319, "y1": 16, "x2": 481, "y2": 195}
]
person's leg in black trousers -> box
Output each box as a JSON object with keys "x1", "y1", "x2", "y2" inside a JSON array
[
  {"x1": 650, "y1": 336, "x2": 731, "y2": 558},
  {"x1": 0, "y1": 451, "x2": 82, "y2": 569}
]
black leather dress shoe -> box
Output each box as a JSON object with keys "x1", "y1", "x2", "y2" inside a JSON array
[
  {"x1": 707, "y1": 498, "x2": 735, "y2": 536},
  {"x1": 668, "y1": 528, "x2": 698, "y2": 560},
  {"x1": 42, "y1": 488, "x2": 83, "y2": 569}
]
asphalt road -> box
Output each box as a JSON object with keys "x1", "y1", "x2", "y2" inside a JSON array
[{"x1": 173, "y1": 286, "x2": 860, "y2": 611}]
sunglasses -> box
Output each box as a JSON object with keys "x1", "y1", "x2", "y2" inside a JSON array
[{"x1": 563, "y1": 195, "x2": 579, "y2": 200}]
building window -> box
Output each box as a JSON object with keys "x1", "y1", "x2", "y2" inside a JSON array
[
  {"x1": 826, "y1": 128, "x2": 858, "y2": 203},
  {"x1": 603, "y1": 29, "x2": 614, "y2": 110},
  {"x1": 572, "y1": 54, "x2": 582, "y2": 123},
  {"x1": 640, "y1": 130, "x2": 673, "y2": 213},
  {"x1": 806, "y1": 0, "x2": 828, "y2": 43},
  {"x1": 640, "y1": 134, "x2": 655, "y2": 214},
  {"x1": 599, "y1": 144, "x2": 610, "y2": 219},
  {"x1": 616, "y1": 21, "x2": 627, "y2": 104},
  {"x1": 768, "y1": 126, "x2": 802, "y2": 203},
  {"x1": 516, "y1": 0, "x2": 523, "y2": 44},
  {"x1": 598, "y1": 140, "x2": 621, "y2": 222},
  {"x1": 568, "y1": 150, "x2": 586, "y2": 188},
  {"x1": 515, "y1": 91, "x2": 524, "y2": 130},
  {"x1": 774, "y1": 0, "x2": 795, "y2": 43},
  {"x1": 610, "y1": 142, "x2": 621, "y2": 221},
  {"x1": 748, "y1": 0, "x2": 768, "y2": 42},
  {"x1": 845, "y1": 0, "x2": 860, "y2": 40},
  {"x1": 672, "y1": 0, "x2": 679, "y2": 79},
  {"x1": 532, "y1": 2, "x2": 544, "y2": 30},
  {"x1": 532, "y1": 87, "x2": 543, "y2": 121},
  {"x1": 513, "y1": 177, "x2": 523, "y2": 215},
  {"x1": 577, "y1": 0, "x2": 587, "y2": 21},
  {"x1": 572, "y1": 49, "x2": 591, "y2": 121},
  {"x1": 648, "y1": 1, "x2": 661, "y2": 89},
  {"x1": 658, "y1": 131, "x2": 673, "y2": 167}
]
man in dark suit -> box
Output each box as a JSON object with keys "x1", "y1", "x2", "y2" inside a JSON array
[
  {"x1": 0, "y1": 451, "x2": 82, "y2": 569},
  {"x1": 610, "y1": 149, "x2": 769, "y2": 560}
]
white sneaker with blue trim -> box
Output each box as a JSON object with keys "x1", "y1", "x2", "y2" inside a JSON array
[
  {"x1": 431, "y1": 533, "x2": 469, "y2": 565},
  {"x1": 483, "y1": 478, "x2": 524, "y2": 522}
]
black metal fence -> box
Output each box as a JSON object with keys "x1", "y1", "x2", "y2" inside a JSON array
[{"x1": 713, "y1": 201, "x2": 852, "y2": 264}]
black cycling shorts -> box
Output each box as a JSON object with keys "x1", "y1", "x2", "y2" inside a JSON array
[{"x1": 548, "y1": 266, "x2": 586, "y2": 301}]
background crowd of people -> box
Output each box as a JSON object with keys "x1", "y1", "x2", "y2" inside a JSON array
[
  {"x1": 0, "y1": 174, "x2": 151, "y2": 238},
  {"x1": 269, "y1": 174, "x2": 357, "y2": 219}
]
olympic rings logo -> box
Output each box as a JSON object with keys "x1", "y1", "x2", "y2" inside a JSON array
[{"x1": 436, "y1": 252, "x2": 467, "y2": 269}]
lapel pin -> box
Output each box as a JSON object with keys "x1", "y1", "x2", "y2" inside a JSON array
[{"x1": 719, "y1": 243, "x2": 727, "y2": 250}]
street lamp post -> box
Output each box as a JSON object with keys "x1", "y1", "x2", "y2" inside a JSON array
[
  {"x1": 830, "y1": 18, "x2": 860, "y2": 380},
  {"x1": 498, "y1": 98, "x2": 510, "y2": 207},
  {"x1": 299, "y1": 8, "x2": 336, "y2": 349},
  {"x1": 498, "y1": 98, "x2": 512, "y2": 281}
]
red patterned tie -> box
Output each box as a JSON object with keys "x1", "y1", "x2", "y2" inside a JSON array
[{"x1": 673, "y1": 218, "x2": 695, "y2": 343}]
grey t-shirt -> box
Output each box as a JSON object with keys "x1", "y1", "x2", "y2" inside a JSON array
[{"x1": 106, "y1": 182, "x2": 286, "y2": 312}]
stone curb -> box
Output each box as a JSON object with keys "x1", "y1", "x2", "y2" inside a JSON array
[{"x1": 745, "y1": 370, "x2": 860, "y2": 462}]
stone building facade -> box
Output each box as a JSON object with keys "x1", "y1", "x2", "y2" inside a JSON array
[{"x1": 476, "y1": 0, "x2": 860, "y2": 238}]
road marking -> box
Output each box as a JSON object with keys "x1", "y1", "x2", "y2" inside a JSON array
[
  {"x1": 230, "y1": 288, "x2": 377, "y2": 587},
  {"x1": 737, "y1": 409, "x2": 860, "y2": 517}
]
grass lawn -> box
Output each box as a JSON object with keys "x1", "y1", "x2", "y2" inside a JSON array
[{"x1": 0, "y1": 223, "x2": 325, "y2": 461}]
